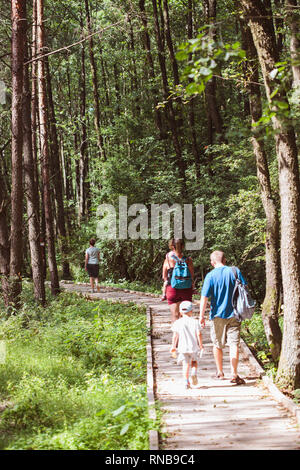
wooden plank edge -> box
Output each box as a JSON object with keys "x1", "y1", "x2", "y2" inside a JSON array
[{"x1": 146, "y1": 306, "x2": 160, "y2": 450}]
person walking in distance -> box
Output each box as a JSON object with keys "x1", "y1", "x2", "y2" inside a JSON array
[
  {"x1": 199, "y1": 250, "x2": 246, "y2": 385},
  {"x1": 85, "y1": 238, "x2": 101, "y2": 293}
]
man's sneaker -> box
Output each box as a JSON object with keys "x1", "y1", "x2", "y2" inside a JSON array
[{"x1": 191, "y1": 375, "x2": 198, "y2": 386}]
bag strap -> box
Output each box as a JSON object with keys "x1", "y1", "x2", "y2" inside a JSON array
[
  {"x1": 231, "y1": 266, "x2": 238, "y2": 279},
  {"x1": 165, "y1": 253, "x2": 171, "y2": 269},
  {"x1": 172, "y1": 254, "x2": 188, "y2": 262}
]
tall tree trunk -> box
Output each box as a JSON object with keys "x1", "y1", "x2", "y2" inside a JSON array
[
  {"x1": 151, "y1": 0, "x2": 187, "y2": 196},
  {"x1": 78, "y1": 23, "x2": 90, "y2": 223},
  {"x1": 45, "y1": 57, "x2": 71, "y2": 279},
  {"x1": 127, "y1": 14, "x2": 140, "y2": 116},
  {"x1": 65, "y1": 64, "x2": 75, "y2": 203},
  {"x1": 113, "y1": 63, "x2": 121, "y2": 118},
  {"x1": 273, "y1": 0, "x2": 284, "y2": 54},
  {"x1": 98, "y1": 40, "x2": 110, "y2": 108},
  {"x1": 32, "y1": 0, "x2": 46, "y2": 280},
  {"x1": 241, "y1": 0, "x2": 300, "y2": 389},
  {"x1": 84, "y1": 0, "x2": 106, "y2": 160},
  {"x1": 10, "y1": 0, "x2": 26, "y2": 307},
  {"x1": 286, "y1": 0, "x2": 300, "y2": 86},
  {"x1": 0, "y1": 166, "x2": 10, "y2": 307},
  {"x1": 242, "y1": 22, "x2": 282, "y2": 361},
  {"x1": 138, "y1": 0, "x2": 165, "y2": 138},
  {"x1": 162, "y1": 0, "x2": 184, "y2": 134},
  {"x1": 162, "y1": 0, "x2": 179, "y2": 85},
  {"x1": 23, "y1": 17, "x2": 46, "y2": 305},
  {"x1": 204, "y1": 0, "x2": 225, "y2": 142},
  {"x1": 36, "y1": 0, "x2": 60, "y2": 295},
  {"x1": 187, "y1": 0, "x2": 201, "y2": 178},
  {"x1": 31, "y1": 0, "x2": 39, "y2": 193}
]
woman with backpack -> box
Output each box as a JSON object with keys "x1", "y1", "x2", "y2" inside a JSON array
[{"x1": 162, "y1": 239, "x2": 194, "y2": 323}]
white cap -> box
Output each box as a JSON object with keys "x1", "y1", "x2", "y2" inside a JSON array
[{"x1": 179, "y1": 301, "x2": 193, "y2": 314}]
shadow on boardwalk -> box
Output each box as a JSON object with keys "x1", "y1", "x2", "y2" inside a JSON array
[{"x1": 61, "y1": 282, "x2": 300, "y2": 450}]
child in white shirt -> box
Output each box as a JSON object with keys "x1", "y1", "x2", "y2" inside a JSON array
[{"x1": 170, "y1": 300, "x2": 204, "y2": 389}]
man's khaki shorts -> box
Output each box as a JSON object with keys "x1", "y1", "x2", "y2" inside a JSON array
[{"x1": 210, "y1": 316, "x2": 241, "y2": 349}]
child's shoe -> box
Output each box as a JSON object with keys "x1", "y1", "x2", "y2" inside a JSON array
[
  {"x1": 185, "y1": 380, "x2": 191, "y2": 389},
  {"x1": 171, "y1": 349, "x2": 177, "y2": 359},
  {"x1": 191, "y1": 374, "x2": 198, "y2": 386}
]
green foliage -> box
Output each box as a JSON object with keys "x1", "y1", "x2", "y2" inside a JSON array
[
  {"x1": 177, "y1": 29, "x2": 246, "y2": 96},
  {"x1": 0, "y1": 291, "x2": 156, "y2": 450},
  {"x1": 292, "y1": 389, "x2": 300, "y2": 405},
  {"x1": 240, "y1": 312, "x2": 283, "y2": 375}
]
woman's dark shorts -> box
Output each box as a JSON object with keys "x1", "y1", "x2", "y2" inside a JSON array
[
  {"x1": 166, "y1": 285, "x2": 193, "y2": 305},
  {"x1": 86, "y1": 264, "x2": 99, "y2": 278}
]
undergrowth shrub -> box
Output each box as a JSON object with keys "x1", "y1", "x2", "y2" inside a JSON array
[
  {"x1": 240, "y1": 311, "x2": 283, "y2": 375},
  {"x1": 0, "y1": 290, "x2": 155, "y2": 450}
]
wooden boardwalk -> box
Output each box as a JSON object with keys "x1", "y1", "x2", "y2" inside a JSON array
[{"x1": 61, "y1": 282, "x2": 300, "y2": 450}]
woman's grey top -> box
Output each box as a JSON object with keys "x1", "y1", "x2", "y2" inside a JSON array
[{"x1": 85, "y1": 246, "x2": 100, "y2": 264}]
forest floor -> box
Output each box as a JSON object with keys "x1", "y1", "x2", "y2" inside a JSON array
[{"x1": 61, "y1": 281, "x2": 300, "y2": 450}]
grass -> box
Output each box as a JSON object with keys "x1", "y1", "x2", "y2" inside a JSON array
[{"x1": 0, "y1": 284, "x2": 157, "y2": 450}]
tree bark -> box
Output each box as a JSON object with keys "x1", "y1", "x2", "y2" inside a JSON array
[
  {"x1": 31, "y1": 0, "x2": 39, "y2": 193},
  {"x1": 162, "y1": 0, "x2": 179, "y2": 86},
  {"x1": 78, "y1": 21, "x2": 90, "y2": 223},
  {"x1": 45, "y1": 57, "x2": 71, "y2": 279},
  {"x1": 187, "y1": 0, "x2": 201, "y2": 178},
  {"x1": 84, "y1": 0, "x2": 106, "y2": 160},
  {"x1": 0, "y1": 165, "x2": 10, "y2": 307},
  {"x1": 32, "y1": 0, "x2": 46, "y2": 280},
  {"x1": 203, "y1": 0, "x2": 225, "y2": 142},
  {"x1": 242, "y1": 21, "x2": 282, "y2": 361},
  {"x1": 127, "y1": 14, "x2": 140, "y2": 116},
  {"x1": 10, "y1": 0, "x2": 26, "y2": 307},
  {"x1": 138, "y1": 0, "x2": 165, "y2": 138},
  {"x1": 241, "y1": 0, "x2": 300, "y2": 389},
  {"x1": 273, "y1": 0, "x2": 284, "y2": 54},
  {"x1": 65, "y1": 63, "x2": 76, "y2": 203},
  {"x1": 286, "y1": 0, "x2": 300, "y2": 86},
  {"x1": 151, "y1": 0, "x2": 187, "y2": 196},
  {"x1": 23, "y1": 13, "x2": 46, "y2": 305},
  {"x1": 98, "y1": 40, "x2": 110, "y2": 108},
  {"x1": 37, "y1": 0, "x2": 60, "y2": 295}
]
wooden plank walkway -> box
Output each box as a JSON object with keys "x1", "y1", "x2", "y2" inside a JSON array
[{"x1": 61, "y1": 282, "x2": 300, "y2": 450}]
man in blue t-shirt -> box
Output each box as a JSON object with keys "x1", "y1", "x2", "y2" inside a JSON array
[{"x1": 199, "y1": 250, "x2": 246, "y2": 385}]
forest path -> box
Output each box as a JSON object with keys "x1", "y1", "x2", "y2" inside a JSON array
[{"x1": 61, "y1": 281, "x2": 300, "y2": 450}]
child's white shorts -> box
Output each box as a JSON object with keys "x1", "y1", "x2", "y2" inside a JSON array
[{"x1": 177, "y1": 352, "x2": 199, "y2": 365}]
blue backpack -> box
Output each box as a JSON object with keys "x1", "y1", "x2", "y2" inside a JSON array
[{"x1": 170, "y1": 255, "x2": 192, "y2": 289}]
